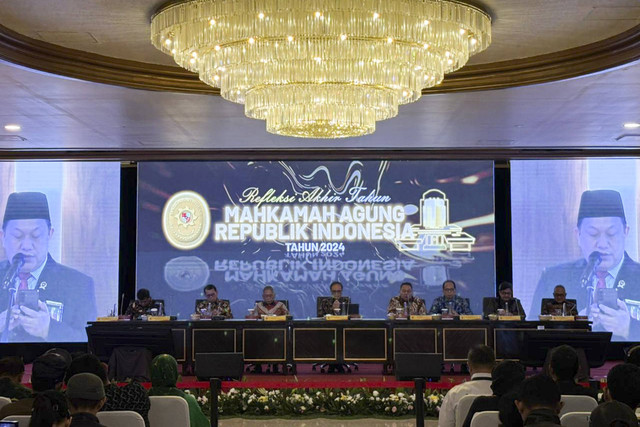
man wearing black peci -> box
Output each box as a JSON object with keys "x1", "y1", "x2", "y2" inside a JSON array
[
  {"x1": 533, "y1": 189, "x2": 640, "y2": 340},
  {"x1": 0, "y1": 192, "x2": 96, "y2": 342}
]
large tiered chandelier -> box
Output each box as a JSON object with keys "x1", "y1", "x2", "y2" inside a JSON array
[{"x1": 151, "y1": 0, "x2": 491, "y2": 138}]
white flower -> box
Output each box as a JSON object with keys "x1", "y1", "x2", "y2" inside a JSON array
[
  {"x1": 376, "y1": 397, "x2": 380, "y2": 401},
  {"x1": 398, "y1": 392, "x2": 404, "y2": 398},
  {"x1": 200, "y1": 396, "x2": 208, "y2": 404},
  {"x1": 264, "y1": 405, "x2": 269, "y2": 411},
  {"x1": 385, "y1": 406, "x2": 390, "y2": 412},
  {"x1": 229, "y1": 388, "x2": 236, "y2": 394},
  {"x1": 184, "y1": 390, "x2": 191, "y2": 394},
  {"x1": 372, "y1": 390, "x2": 379, "y2": 397},
  {"x1": 392, "y1": 406, "x2": 397, "y2": 413},
  {"x1": 300, "y1": 406, "x2": 306, "y2": 412}
]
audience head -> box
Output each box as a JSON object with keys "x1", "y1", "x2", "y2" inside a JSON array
[
  {"x1": 491, "y1": 360, "x2": 525, "y2": 396},
  {"x1": 44, "y1": 348, "x2": 72, "y2": 369},
  {"x1": 399, "y1": 282, "x2": 413, "y2": 301},
  {"x1": 549, "y1": 345, "x2": 579, "y2": 382},
  {"x1": 498, "y1": 390, "x2": 523, "y2": 427},
  {"x1": 590, "y1": 401, "x2": 639, "y2": 427},
  {"x1": 151, "y1": 354, "x2": 179, "y2": 388},
  {"x1": 137, "y1": 288, "x2": 152, "y2": 306},
  {"x1": 30, "y1": 390, "x2": 71, "y2": 427},
  {"x1": 442, "y1": 280, "x2": 456, "y2": 300},
  {"x1": 625, "y1": 345, "x2": 640, "y2": 367},
  {"x1": 498, "y1": 281, "x2": 513, "y2": 302},
  {"x1": 605, "y1": 363, "x2": 640, "y2": 410},
  {"x1": 31, "y1": 353, "x2": 68, "y2": 393},
  {"x1": 204, "y1": 284, "x2": 218, "y2": 302},
  {"x1": 66, "y1": 373, "x2": 106, "y2": 415},
  {"x1": 64, "y1": 354, "x2": 107, "y2": 385},
  {"x1": 467, "y1": 344, "x2": 495, "y2": 374},
  {"x1": 0, "y1": 356, "x2": 25, "y2": 383},
  {"x1": 515, "y1": 375, "x2": 562, "y2": 421}
]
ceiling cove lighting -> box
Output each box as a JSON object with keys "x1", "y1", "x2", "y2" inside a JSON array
[
  {"x1": 151, "y1": 0, "x2": 491, "y2": 138},
  {"x1": 3, "y1": 124, "x2": 21, "y2": 132},
  {"x1": 623, "y1": 122, "x2": 640, "y2": 129}
]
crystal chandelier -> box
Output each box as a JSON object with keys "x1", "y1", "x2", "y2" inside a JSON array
[{"x1": 151, "y1": 0, "x2": 491, "y2": 138}]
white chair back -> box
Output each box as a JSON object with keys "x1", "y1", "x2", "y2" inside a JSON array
[
  {"x1": 455, "y1": 394, "x2": 480, "y2": 427},
  {"x1": 2, "y1": 415, "x2": 31, "y2": 427},
  {"x1": 149, "y1": 395, "x2": 190, "y2": 427},
  {"x1": 470, "y1": 410, "x2": 500, "y2": 427},
  {"x1": 97, "y1": 410, "x2": 145, "y2": 427},
  {"x1": 0, "y1": 397, "x2": 12, "y2": 411},
  {"x1": 560, "y1": 395, "x2": 598, "y2": 416},
  {"x1": 560, "y1": 411, "x2": 591, "y2": 427}
]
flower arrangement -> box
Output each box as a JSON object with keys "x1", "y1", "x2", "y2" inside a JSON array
[{"x1": 189, "y1": 387, "x2": 446, "y2": 418}]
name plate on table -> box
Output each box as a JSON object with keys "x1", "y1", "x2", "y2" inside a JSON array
[
  {"x1": 551, "y1": 315, "x2": 575, "y2": 321},
  {"x1": 459, "y1": 315, "x2": 483, "y2": 321},
  {"x1": 498, "y1": 315, "x2": 522, "y2": 321},
  {"x1": 325, "y1": 315, "x2": 349, "y2": 321},
  {"x1": 148, "y1": 316, "x2": 172, "y2": 321},
  {"x1": 410, "y1": 315, "x2": 434, "y2": 321},
  {"x1": 96, "y1": 316, "x2": 118, "y2": 322},
  {"x1": 263, "y1": 315, "x2": 288, "y2": 321}
]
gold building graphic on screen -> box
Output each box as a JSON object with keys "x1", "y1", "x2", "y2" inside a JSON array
[{"x1": 394, "y1": 189, "x2": 475, "y2": 253}]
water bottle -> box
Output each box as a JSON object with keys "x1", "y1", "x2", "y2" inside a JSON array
[
  {"x1": 403, "y1": 301, "x2": 409, "y2": 317},
  {"x1": 341, "y1": 301, "x2": 346, "y2": 316},
  {"x1": 562, "y1": 302, "x2": 566, "y2": 317},
  {"x1": 158, "y1": 302, "x2": 165, "y2": 316},
  {"x1": 504, "y1": 301, "x2": 509, "y2": 315},
  {"x1": 448, "y1": 301, "x2": 453, "y2": 315}
]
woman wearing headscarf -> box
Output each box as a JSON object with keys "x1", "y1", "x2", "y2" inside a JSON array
[
  {"x1": 148, "y1": 354, "x2": 209, "y2": 427},
  {"x1": 462, "y1": 360, "x2": 525, "y2": 427}
]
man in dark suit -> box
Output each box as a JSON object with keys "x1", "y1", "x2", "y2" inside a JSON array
[
  {"x1": 0, "y1": 192, "x2": 96, "y2": 342},
  {"x1": 533, "y1": 189, "x2": 640, "y2": 340}
]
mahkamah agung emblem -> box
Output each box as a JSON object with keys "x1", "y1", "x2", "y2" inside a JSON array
[{"x1": 162, "y1": 191, "x2": 211, "y2": 250}]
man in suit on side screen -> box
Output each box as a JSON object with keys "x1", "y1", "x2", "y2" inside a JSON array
[
  {"x1": 0, "y1": 192, "x2": 96, "y2": 342},
  {"x1": 533, "y1": 189, "x2": 640, "y2": 340}
]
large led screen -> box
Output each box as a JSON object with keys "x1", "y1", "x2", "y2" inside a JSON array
[
  {"x1": 137, "y1": 161, "x2": 495, "y2": 319},
  {"x1": 0, "y1": 162, "x2": 120, "y2": 342},
  {"x1": 512, "y1": 159, "x2": 640, "y2": 341}
]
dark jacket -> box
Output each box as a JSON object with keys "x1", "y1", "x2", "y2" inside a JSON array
[
  {"x1": 534, "y1": 253, "x2": 640, "y2": 340},
  {"x1": 0, "y1": 254, "x2": 96, "y2": 342},
  {"x1": 556, "y1": 380, "x2": 598, "y2": 401},
  {"x1": 0, "y1": 377, "x2": 32, "y2": 400},
  {"x1": 462, "y1": 395, "x2": 499, "y2": 427},
  {"x1": 70, "y1": 412, "x2": 107, "y2": 427},
  {"x1": 523, "y1": 408, "x2": 561, "y2": 426}
]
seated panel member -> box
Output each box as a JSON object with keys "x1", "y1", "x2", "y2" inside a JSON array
[
  {"x1": 195, "y1": 284, "x2": 232, "y2": 319},
  {"x1": 387, "y1": 282, "x2": 427, "y2": 318},
  {"x1": 541, "y1": 285, "x2": 578, "y2": 316},
  {"x1": 429, "y1": 280, "x2": 472, "y2": 315},
  {"x1": 484, "y1": 281, "x2": 526, "y2": 317},
  {"x1": 318, "y1": 281, "x2": 350, "y2": 316},
  {"x1": 125, "y1": 289, "x2": 161, "y2": 318},
  {"x1": 252, "y1": 285, "x2": 289, "y2": 317}
]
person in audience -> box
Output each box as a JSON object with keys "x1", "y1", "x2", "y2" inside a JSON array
[
  {"x1": 541, "y1": 285, "x2": 578, "y2": 316},
  {"x1": 533, "y1": 189, "x2": 640, "y2": 340},
  {"x1": 30, "y1": 389, "x2": 71, "y2": 427},
  {"x1": 0, "y1": 356, "x2": 31, "y2": 399},
  {"x1": 195, "y1": 284, "x2": 232, "y2": 318},
  {"x1": 387, "y1": 282, "x2": 427, "y2": 318},
  {"x1": 0, "y1": 191, "x2": 97, "y2": 342},
  {"x1": 66, "y1": 373, "x2": 106, "y2": 427},
  {"x1": 484, "y1": 281, "x2": 526, "y2": 317},
  {"x1": 148, "y1": 354, "x2": 209, "y2": 427},
  {"x1": 0, "y1": 352, "x2": 67, "y2": 419},
  {"x1": 249, "y1": 285, "x2": 289, "y2": 317},
  {"x1": 438, "y1": 345, "x2": 495, "y2": 427},
  {"x1": 624, "y1": 344, "x2": 640, "y2": 366},
  {"x1": 318, "y1": 281, "x2": 350, "y2": 316},
  {"x1": 462, "y1": 360, "x2": 526, "y2": 427},
  {"x1": 514, "y1": 375, "x2": 563, "y2": 427},
  {"x1": 125, "y1": 288, "x2": 161, "y2": 318},
  {"x1": 429, "y1": 280, "x2": 472, "y2": 315},
  {"x1": 589, "y1": 401, "x2": 639, "y2": 427},
  {"x1": 548, "y1": 345, "x2": 598, "y2": 400},
  {"x1": 65, "y1": 354, "x2": 150, "y2": 427},
  {"x1": 603, "y1": 363, "x2": 640, "y2": 410}
]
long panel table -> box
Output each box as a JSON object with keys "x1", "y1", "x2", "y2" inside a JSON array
[{"x1": 86, "y1": 319, "x2": 591, "y2": 373}]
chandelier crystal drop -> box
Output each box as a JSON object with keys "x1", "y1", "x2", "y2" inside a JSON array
[{"x1": 151, "y1": 0, "x2": 491, "y2": 138}]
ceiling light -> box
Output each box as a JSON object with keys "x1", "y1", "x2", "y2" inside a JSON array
[
  {"x1": 4, "y1": 124, "x2": 21, "y2": 132},
  {"x1": 151, "y1": 0, "x2": 491, "y2": 138},
  {"x1": 623, "y1": 122, "x2": 640, "y2": 129}
]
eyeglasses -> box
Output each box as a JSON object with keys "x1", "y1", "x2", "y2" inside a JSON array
[{"x1": 553, "y1": 293, "x2": 566, "y2": 297}]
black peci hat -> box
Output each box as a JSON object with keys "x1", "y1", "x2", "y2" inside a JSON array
[
  {"x1": 577, "y1": 190, "x2": 626, "y2": 225},
  {"x1": 2, "y1": 192, "x2": 51, "y2": 227}
]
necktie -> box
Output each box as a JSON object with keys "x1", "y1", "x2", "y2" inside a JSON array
[
  {"x1": 595, "y1": 270, "x2": 608, "y2": 289},
  {"x1": 18, "y1": 272, "x2": 31, "y2": 290}
]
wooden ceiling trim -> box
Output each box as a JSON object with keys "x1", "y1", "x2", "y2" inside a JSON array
[{"x1": 0, "y1": 22, "x2": 640, "y2": 95}]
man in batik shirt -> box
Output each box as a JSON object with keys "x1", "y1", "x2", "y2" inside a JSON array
[
  {"x1": 195, "y1": 284, "x2": 232, "y2": 319},
  {"x1": 318, "y1": 281, "x2": 350, "y2": 316},
  {"x1": 387, "y1": 282, "x2": 427, "y2": 318},
  {"x1": 125, "y1": 289, "x2": 161, "y2": 318},
  {"x1": 429, "y1": 280, "x2": 473, "y2": 315},
  {"x1": 251, "y1": 286, "x2": 289, "y2": 317}
]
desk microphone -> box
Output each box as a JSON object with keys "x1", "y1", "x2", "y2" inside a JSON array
[
  {"x1": 119, "y1": 293, "x2": 125, "y2": 315},
  {"x1": 2, "y1": 253, "x2": 25, "y2": 290}
]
